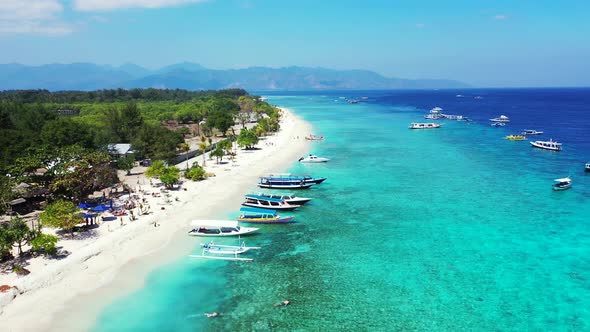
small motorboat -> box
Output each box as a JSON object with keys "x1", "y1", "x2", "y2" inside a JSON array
[
  {"x1": 237, "y1": 207, "x2": 294, "y2": 224},
  {"x1": 188, "y1": 220, "x2": 259, "y2": 237},
  {"x1": 409, "y1": 122, "x2": 442, "y2": 129},
  {"x1": 490, "y1": 115, "x2": 510, "y2": 123},
  {"x1": 530, "y1": 139, "x2": 562, "y2": 151},
  {"x1": 552, "y1": 177, "x2": 572, "y2": 191},
  {"x1": 522, "y1": 129, "x2": 543, "y2": 135},
  {"x1": 491, "y1": 122, "x2": 506, "y2": 127},
  {"x1": 299, "y1": 154, "x2": 330, "y2": 163},
  {"x1": 505, "y1": 135, "x2": 527, "y2": 141}
]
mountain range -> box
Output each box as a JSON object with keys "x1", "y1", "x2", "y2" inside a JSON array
[{"x1": 0, "y1": 62, "x2": 470, "y2": 91}]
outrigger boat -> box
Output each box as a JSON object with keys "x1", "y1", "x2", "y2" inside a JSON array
[
  {"x1": 189, "y1": 240, "x2": 261, "y2": 261},
  {"x1": 505, "y1": 135, "x2": 527, "y2": 141},
  {"x1": 267, "y1": 173, "x2": 327, "y2": 185},
  {"x1": 258, "y1": 177, "x2": 314, "y2": 189},
  {"x1": 243, "y1": 194, "x2": 300, "y2": 210},
  {"x1": 188, "y1": 220, "x2": 259, "y2": 237},
  {"x1": 522, "y1": 129, "x2": 543, "y2": 135},
  {"x1": 237, "y1": 207, "x2": 294, "y2": 224},
  {"x1": 299, "y1": 154, "x2": 330, "y2": 163},
  {"x1": 257, "y1": 192, "x2": 312, "y2": 205},
  {"x1": 530, "y1": 139, "x2": 562, "y2": 151},
  {"x1": 552, "y1": 177, "x2": 572, "y2": 191},
  {"x1": 409, "y1": 122, "x2": 442, "y2": 129}
]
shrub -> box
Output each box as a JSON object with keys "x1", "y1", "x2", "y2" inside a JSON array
[
  {"x1": 185, "y1": 166, "x2": 206, "y2": 181},
  {"x1": 31, "y1": 233, "x2": 58, "y2": 256}
]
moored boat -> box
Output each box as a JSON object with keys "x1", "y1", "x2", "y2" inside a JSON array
[
  {"x1": 409, "y1": 122, "x2": 442, "y2": 129},
  {"x1": 552, "y1": 177, "x2": 572, "y2": 191},
  {"x1": 267, "y1": 173, "x2": 327, "y2": 184},
  {"x1": 298, "y1": 154, "x2": 330, "y2": 163},
  {"x1": 505, "y1": 135, "x2": 527, "y2": 141},
  {"x1": 257, "y1": 192, "x2": 312, "y2": 205},
  {"x1": 490, "y1": 115, "x2": 510, "y2": 122},
  {"x1": 522, "y1": 129, "x2": 544, "y2": 135},
  {"x1": 305, "y1": 134, "x2": 325, "y2": 140},
  {"x1": 530, "y1": 139, "x2": 562, "y2": 151},
  {"x1": 189, "y1": 241, "x2": 261, "y2": 261},
  {"x1": 237, "y1": 207, "x2": 294, "y2": 224},
  {"x1": 242, "y1": 194, "x2": 300, "y2": 210},
  {"x1": 258, "y1": 177, "x2": 314, "y2": 189},
  {"x1": 188, "y1": 220, "x2": 259, "y2": 237}
]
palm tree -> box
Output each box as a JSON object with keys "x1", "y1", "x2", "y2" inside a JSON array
[
  {"x1": 208, "y1": 137, "x2": 213, "y2": 161},
  {"x1": 199, "y1": 136, "x2": 207, "y2": 167},
  {"x1": 178, "y1": 142, "x2": 190, "y2": 169}
]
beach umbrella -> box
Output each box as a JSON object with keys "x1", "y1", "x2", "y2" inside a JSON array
[{"x1": 91, "y1": 204, "x2": 109, "y2": 212}]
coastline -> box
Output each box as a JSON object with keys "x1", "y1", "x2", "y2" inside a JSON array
[{"x1": 0, "y1": 107, "x2": 312, "y2": 332}]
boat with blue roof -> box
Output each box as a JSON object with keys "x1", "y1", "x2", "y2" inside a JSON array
[
  {"x1": 242, "y1": 194, "x2": 300, "y2": 210},
  {"x1": 237, "y1": 207, "x2": 295, "y2": 224}
]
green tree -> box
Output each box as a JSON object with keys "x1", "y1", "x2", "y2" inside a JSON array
[
  {"x1": 178, "y1": 142, "x2": 190, "y2": 169},
  {"x1": 237, "y1": 96, "x2": 255, "y2": 128},
  {"x1": 30, "y1": 233, "x2": 58, "y2": 256},
  {"x1": 210, "y1": 145, "x2": 225, "y2": 164},
  {"x1": 0, "y1": 227, "x2": 14, "y2": 261},
  {"x1": 160, "y1": 166, "x2": 180, "y2": 189},
  {"x1": 198, "y1": 136, "x2": 208, "y2": 167},
  {"x1": 145, "y1": 160, "x2": 166, "y2": 178},
  {"x1": 184, "y1": 163, "x2": 206, "y2": 181},
  {"x1": 40, "y1": 200, "x2": 83, "y2": 236},
  {"x1": 237, "y1": 128, "x2": 259, "y2": 149},
  {"x1": 116, "y1": 156, "x2": 135, "y2": 175},
  {"x1": 7, "y1": 216, "x2": 33, "y2": 255},
  {"x1": 40, "y1": 118, "x2": 94, "y2": 148},
  {"x1": 206, "y1": 110, "x2": 234, "y2": 136}
]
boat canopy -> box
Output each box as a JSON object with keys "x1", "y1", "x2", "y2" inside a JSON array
[
  {"x1": 191, "y1": 219, "x2": 238, "y2": 228},
  {"x1": 240, "y1": 207, "x2": 277, "y2": 214},
  {"x1": 554, "y1": 177, "x2": 571, "y2": 182},
  {"x1": 245, "y1": 194, "x2": 283, "y2": 203}
]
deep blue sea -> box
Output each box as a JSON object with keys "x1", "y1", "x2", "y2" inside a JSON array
[{"x1": 92, "y1": 88, "x2": 590, "y2": 331}]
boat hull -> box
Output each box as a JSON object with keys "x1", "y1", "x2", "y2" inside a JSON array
[
  {"x1": 300, "y1": 159, "x2": 329, "y2": 163},
  {"x1": 188, "y1": 227, "x2": 259, "y2": 237},
  {"x1": 552, "y1": 184, "x2": 572, "y2": 191},
  {"x1": 237, "y1": 216, "x2": 295, "y2": 224},
  {"x1": 285, "y1": 198, "x2": 312, "y2": 205},
  {"x1": 258, "y1": 183, "x2": 314, "y2": 189},
  {"x1": 242, "y1": 202, "x2": 299, "y2": 210}
]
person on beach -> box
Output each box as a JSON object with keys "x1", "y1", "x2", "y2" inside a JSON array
[
  {"x1": 274, "y1": 300, "x2": 290, "y2": 307},
  {"x1": 204, "y1": 312, "x2": 219, "y2": 318}
]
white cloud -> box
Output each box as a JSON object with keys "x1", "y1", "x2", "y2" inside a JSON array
[
  {"x1": 0, "y1": 0, "x2": 72, "y2": 35},
  {"x1": 73, "y1": 0, "x2": 208, "y2": 11},
  {"x1": 494, "y1": 14, "x2": 508, "y2": 20}
]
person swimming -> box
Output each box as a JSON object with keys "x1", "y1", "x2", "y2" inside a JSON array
[{"x1": 274, "y1": 300, "x2": 290, "y2": 307}]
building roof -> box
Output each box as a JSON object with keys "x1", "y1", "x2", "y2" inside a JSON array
[{"x1": 107, "y1": 143, "x2": 134, "y2": 155}]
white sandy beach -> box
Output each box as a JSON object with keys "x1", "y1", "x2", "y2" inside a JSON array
[{"x1": 0, "y1": 108, "x2": 312, "y2": 332}]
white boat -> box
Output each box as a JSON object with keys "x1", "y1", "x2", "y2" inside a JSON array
[
  {"x1": 552, "y1": 177, "x2": 572, "y2": 191},
  {"x1": 409, "y1": 122, "x2": 442, "y2": 129},
  {"x1": 585, "y1": 162, "x2": 590, "y2": 172},
  {"x1": 258, "y1": 192, "x2": 312, "y2": 205},
  {"x1": 522, "y1": 129, "x2": 544, "y2": 135},
  {"x1": 188, "y1": 220, "x2": 259, "y2": 237},
  {"x1": 490, "y1": 115, "x2": 510, "y2": 123},
  {"x1": 243, "y1": 194, "x2": 300, "y2": 210},
  {"x1": 299, "y1": 154, "x2": 330, "y2": 163},
  {"x1": 530, "y1": 139, "x2": 562, "y2": 151},
  {"x1": 189, "y1": 241, "x2": 261, "y2": 261}
]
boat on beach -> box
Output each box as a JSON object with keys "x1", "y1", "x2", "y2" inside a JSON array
[
  {"x1": 505, "y1": 135, "x2": 527, "y2": 140},
  {"x1": 305, "y1": 134, "x2": 325, "y2": 141},
  {"x1": 257, "y1": 192, "x2": 312, "y2": 205},
  {"x1": 188, "y1": 220, "x2": 259, "y2": 237},
  {"x1": 552, "y1": 177, "x2": 572, "y2": 191},
  {"x1": 242, "y1": 194, "x2": 300, "y2": 210},
  {"x1": 490, "y1": 115, "x2": 510, "y2": 123},
  {"x1": 522, "y1": 129, "x2": 544, "y2": 135},
  {"x1": 189, "y1": 241, "x2": 261, "y2": 261},
  {"x1": 299, "y1": 154, "x2": 330, "y2": 163},
  {"x1": 409, "y1": 122, "x2": 442, "y2": 129},
  {"x1": 237, "y1": 207, "x2": 294, "y2": 224},
  {"x1": 530, "y1": 139, "x2": 562, "y2": 151}
]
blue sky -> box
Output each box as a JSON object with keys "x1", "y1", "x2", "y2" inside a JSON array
[{"x1": 0, "y1": 0, "x2": 589, "y2": 87}]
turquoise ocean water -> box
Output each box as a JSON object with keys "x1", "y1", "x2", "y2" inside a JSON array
[{"x1": 93, "y1": 90, "x2": 590, "y2": 331}]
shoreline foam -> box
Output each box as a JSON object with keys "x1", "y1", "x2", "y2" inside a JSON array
[{"x1": 0, "y1": 108, "x2": 312, "y2": 332}]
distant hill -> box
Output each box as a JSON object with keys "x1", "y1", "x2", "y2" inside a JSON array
[{"x1": 0, "y1": 63, "x2": 470, "y2": 91}]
